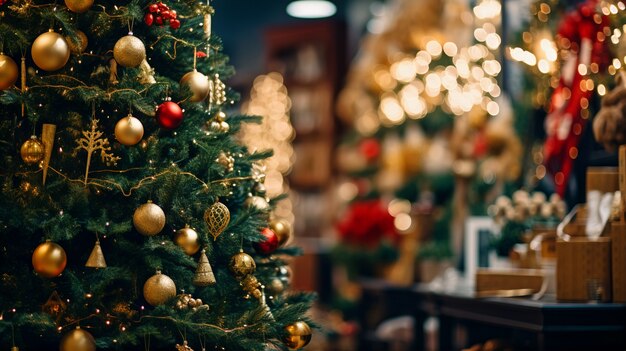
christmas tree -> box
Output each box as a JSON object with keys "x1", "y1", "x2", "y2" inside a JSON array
[{"x1": 0, "y1": 0, "x2": 313, "y2": 349}]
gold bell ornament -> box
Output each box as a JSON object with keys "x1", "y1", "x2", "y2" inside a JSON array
[
  {"x1": 85, "y1": 238, "x2": 106, "y2": 268},
  {"x1": 193, "y1": 249, "x2": 216, "y2": 286}
]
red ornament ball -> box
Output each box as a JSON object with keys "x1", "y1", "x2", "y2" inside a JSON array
[
  {"x1": 156, "y1": 101, "x2": 184, "y2": 130},
  {"x1": 144, "y1": 13, "x2": 154, "y2": 26},
  {"x1": 359, "y1": 138, "x2": 381, "y2": 161},
  {"x1": 254, "y1": 228, "x2": 279, "y2": 255}
]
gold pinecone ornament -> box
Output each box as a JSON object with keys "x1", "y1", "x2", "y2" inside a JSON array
[{"x1": 193, "y1": 249, "x2": 216, "y2": 286}]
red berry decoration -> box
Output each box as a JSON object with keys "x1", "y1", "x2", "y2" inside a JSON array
[
  {"x1": 170, "y1": 10, "x2": 177, "y2": 18},
  {"x1": 161, "y1": 10, "x2": 170, "y2": 19},
  {"x1": 156, "y1": 101, "x2": 184, "y2": 130},
  {"x1": 169, "y1": 19, "x2": 180, "y2": 29},
  {"x1": 253, "y1": 228, "x2": 279, "y2": 255},
  {"x1": 155, "y1": 16, "x2": 164, "y2": 25},
  {"x1": 148, "y1": 3, "x2": 158, "y2": 12},
  {"x1": 144, "y1": 13, "x2": 154, "y2": 26}
]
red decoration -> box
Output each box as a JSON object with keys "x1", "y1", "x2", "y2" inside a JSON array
[
  {"x1": 543, "y1": 0, "x2": 610, "y2": 196},
  {"x1": 196, "y1": 51, "x2": 207, "y2": 58},
  {"x1": 0, "y1": 0, "x2": 7, "y2": 5},
  {"x1": 144, "y1": 1, "x2": 180, "y2": 29},
  {"x1": 359, "y1": 138, "x2": 380, "y2": 161},
  {"x1": 336, "y1": 199, "x2": 399, "y2": 247},
  {"x1": 144, "y1": 13, "x2": 154, "y2": 26},
  {"x1": 156, "y1": 101, "x2": 184, "y2": 130},
  {"x1": 253, "y1": 228, "x2": 279, "y2": 255}
]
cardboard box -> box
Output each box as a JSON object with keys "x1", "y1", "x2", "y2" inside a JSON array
[
  {"x1": 611, "y1": 222, "x2": 626, "y2": 302},
  {"x1": 556, "y1": 237, "x2": 612, "y2": 302}
]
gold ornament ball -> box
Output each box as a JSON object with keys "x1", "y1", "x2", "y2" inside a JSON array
[
  {"x1": 66, "y1": 30, "x2": 88, "y2": 54},
  {"x1": 113, "y1": 34, "x2": 146, "y2": 68},
  {"x1": 284, "y1": 321, "x2": 312, "y2": 350},
  {"x1": 143, "y1": 270, "x2": 177, "y2": 306},
  {"x1": 229, "y1": 251, "x2": 256, "y2": 279},
  {"x1": 115, "y1": 114, "x2": 144, "y2": 146},
  {"x1": 0, "y1": 54, "x2": 18, "y2": 90},
  {"x1": 174, "y1": 226, "x2": 200, "y2": 255},
  {"x1": 60, "y1": 327, "x2": 96, "y2": 351},
  {"x1": 20, "y1": 136, "x2": 45, "y2": 165},
  {"x1": 246, "y1": 196, "x2": 269, "y2": 210},
  {"x1": 270, "y1": 219, "x2": 292, "y2": 246},
  {"x1": 32, "y1": 241, "x2": 67, "y2": 278},
  {"x1": 64, "y1": 0, "x2": 93, "y2": 13},
  {"x1": 31, "y1": 30, "x2": 70, "y2": 71},
  {"x1": 267, "y1": 278, "x2": 285, "y2": 294},
  {"x1": 180, "y1": 70, "x2": 210, "y2": 102},
  {"x1": 133, "y1": 201, "x2": 166, "y2": 236}
]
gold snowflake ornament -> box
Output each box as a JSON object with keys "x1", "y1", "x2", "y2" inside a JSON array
[{"x1": 75, "y1": 119, "x2": 120, "y2": 185}]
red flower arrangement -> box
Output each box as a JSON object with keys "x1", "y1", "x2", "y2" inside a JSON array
[{"x1": 336, "y1": 199, "x2": 400, "y2": 247}]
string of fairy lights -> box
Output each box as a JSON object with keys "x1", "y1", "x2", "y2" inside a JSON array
[
  {"x1": 240, "y1": 73, "x2": 296, "y2": 224},
  {"x1": 353, "y1": 0, "x2": 504, "y2": 137}
]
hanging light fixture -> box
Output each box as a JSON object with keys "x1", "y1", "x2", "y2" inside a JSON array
[{"x1": 286, "y1": 0, "x2": 336, "y2": 19}]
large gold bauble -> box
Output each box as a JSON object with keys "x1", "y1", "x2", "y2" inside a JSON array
[
  {"x1": 60, "y1": 327, "x2": 96, "y2": 351},
  {"x1": 180, "y1": 70, "x2": 210, "y2": 102},
  {"x1": 284, "y1": 321, "x2": 312, "y2": 350},
  {"x1": 31, "y1": 30, "x2": 70, "y2": 71},
  {"x1": 0, "y1": 54, "x2": 18, "y2": 90},
  {"x1": 32, "y1": 241, "x2": 67, "y2": 278},
  {"x1": 270, "y1": 219, "x2": 292, "y2": 246},
  {"x1": 20, "y1": 136, "x2": 45, "y2": 164},
  {"x1": 64, "y1": 0, "x2": 93, "y2": 13},
  {"x1": 174, "y1": 226, "x2": 200, "y2": 255},
  {"x1": 66, "y1": 30, "x2": 88, "y2": 54},
  {"x1": 133, "y1": 201, "x2": 166, "y2": 236},
  {"x1": 143, "y1": 270, "x2": 177, "y2": 306},
  {"x1": 113, "y1": 34, "x2": 146, "y2": 68},
  {"x1": 114, "y1": 114, "x2": 144, "y2": 146},
  {"x1": 229, "y1": 251, "x2": 256, "y2": 279}
]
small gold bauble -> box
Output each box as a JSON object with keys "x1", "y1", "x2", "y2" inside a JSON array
[
  {"x1": 174, "y1": 226, "x2": 200, "y2": 255},
  {"x1": 20, "y1": 136, "x2": 45, "y2": 164},
  {"x1": 0, "y1": 54, "x2": 18, "y2": 90},
  {"x1": 180, "y1": 69, "x2": 210, "y2": 102},
  {"x1": 32, "y1": 241, "x2": 67, "y2": 278},
  {"x1": 270, "y1": 219, "x2": 292, "y2": 246},
  {"x1": 267, "y1": 278, "x2": 285, "y2": 294},
  {"x1": 31, "y1": 29, "x2": 70, "y2": 71},
  {"x1": 229, "y1": 251, "x2": 256, "y2": 279},
  {"x1": 64, "y1": 0, "x2": 93, "y2": 13},
  {"x1": 60, "y1": 327, "x2": 96, "y2": 351},
  {"x1": 143, "y1": 270, "x2": 177, "y2": 306},
  {"x1": 284, "y1": 321, "x2": 312, "y2": 350},
  {"x1": 246, "y1": 196, "x2": 269, "y2": 210},
  {"x1": 113, "y1": 33, "x2": 146, "y2": 68},
  {"x1": 114, "y1": 114, "x2": 144, "y2": 146},
  {"x1": 133, "y1": 201, "x2": 166, "y2": 236},
  {"x1": 66, "y1": 30, "x2": 88, "y2": 54}
]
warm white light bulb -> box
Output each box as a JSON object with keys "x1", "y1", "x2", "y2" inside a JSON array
[{"x1": 287, "y1": 1, "x2": 337, "y2": 18}]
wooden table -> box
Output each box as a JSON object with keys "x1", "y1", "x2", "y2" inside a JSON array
[{"x1": 414, "y1": 285, "x2": 626, "y2": 351}]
